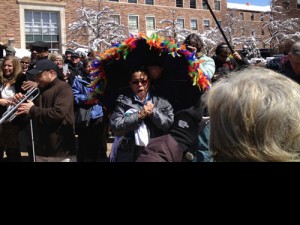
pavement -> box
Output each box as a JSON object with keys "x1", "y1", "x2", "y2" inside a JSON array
[{"x1": 4, "y1": 140, "x2": 113, "y2": 162}]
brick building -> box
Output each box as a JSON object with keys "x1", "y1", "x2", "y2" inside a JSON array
[
  {"x1": 226, "y1": 3, "x2": 271, "y2": 49},
  {"x1": 0, "y1": 0, "x2": 227, "y2": 53}
]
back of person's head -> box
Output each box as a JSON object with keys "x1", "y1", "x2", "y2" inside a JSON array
[
  {"x1": 49, "y1": 52, "x2": 63, "y2": 62},
  {"x1": 183, "y1": 34, "x2": 203, "y2": 53},
  {"x1": 205, "y1": 67, "x2": 300, "y2": 162}
]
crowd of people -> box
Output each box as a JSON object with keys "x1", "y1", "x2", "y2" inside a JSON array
[{"x1": 1, "y1": 36, "x2": 300, "y2": 162}]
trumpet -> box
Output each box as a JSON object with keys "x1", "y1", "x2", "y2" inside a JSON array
[{"x1": 0, "y1": 87, "x2": 40, "y2": 125}]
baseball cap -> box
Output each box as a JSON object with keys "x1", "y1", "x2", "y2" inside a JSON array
[
  {"x1": 71, "y1": 52, "x2": 80, "y2": 58},
  {"x1": 65, "y1": 48, "x2": 75, "y2": 55},
  {"x1": 291, "y1": 42, "x2": 300, "y2": 56},
  {"x1": 27, "y1": 59, "x2": 58, "y2": 76}
]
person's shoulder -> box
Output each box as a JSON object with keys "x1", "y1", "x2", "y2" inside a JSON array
[
  {"x1": 116, "y1": 88, "x2": 132, "y2": 101},
  {"x1": 56, "y1": 78, "x2": 72, "y2": 90},
  {"x1": 200, "y1": 54, "x2": 214, "y2": 62}
]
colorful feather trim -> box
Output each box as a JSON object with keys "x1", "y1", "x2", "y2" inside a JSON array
[{"x1": 88, "y1": 33, "x2": 211, "y2": 101}]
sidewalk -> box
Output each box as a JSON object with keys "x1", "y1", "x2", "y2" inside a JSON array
[{"x1": 5, "y1": 141, "x2": 113, "y2": 162}]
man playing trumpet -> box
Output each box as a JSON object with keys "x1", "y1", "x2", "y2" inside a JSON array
[{"x1": 14, "y1": 59, "x2": 77, "y2": 162}]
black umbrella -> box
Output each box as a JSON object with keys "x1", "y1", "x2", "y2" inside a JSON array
[{"x1": 89, "y1": 34, "x2": 211, "y2": 113}]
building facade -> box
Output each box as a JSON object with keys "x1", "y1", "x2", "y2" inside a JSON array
[
  {"x1": 226, "y1": 3, "x2": 271, "y2": 49},
  {"x1": 0, "y1": 0, "x2": 226, "y2": 53}
]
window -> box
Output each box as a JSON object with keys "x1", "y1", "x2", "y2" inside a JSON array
[
  {"x1": 203, "y1": 19, "x2": 210, "y2": 30},
  {"x1": 217, "y1": 20, "x2": 221, "y2": 27},
  {"x1": 297, "y1": 0, "x2": 300, "y2": 9},
  {"x1": 261, "y1": 29, "x2": 265, "y2": 35},
  {"x1": 145, "y1": 0, "x2": 154, "y2": 5},
  {"x1": 240, "y1": 13, "x2": 244, "y2": 20},
  {"x1": 25, "y1": 10, "x2": 59, "y2": 52},
  {"x1": 252, "y1": 30, "x2": 255, "y2": 35},
  {"x1": 260, "y1": 13, "x2": 264, "y2": 21},
  {"x1": 146, "y1": 17, "x2": 155, "y2": 30},
  {"x1": 111, "y1": 15, "x2": 120, "y2": 24},
  {"x1": 128, "y1": 15, "x2": 138, "y2": 30},
  {"x1": 250, "y1": 13, "x2": 254, "y2": 21},
  {"x1": 202, "y1": 1, "x2": 208, "y2": 9},
  {"x1": 214, "y1": 0, "x2": 220, "y2": 10},
  {"x1": 177, "y1": 18, "x2": 185, "y2": 28},
  {"x1": 191, "y1": 19, "x2": 198, "y2": 30},
  {"x1": 282, "y1": 0, "x2": 290, "y2": 9},
  {"x1": 176, "y1": 0, "x2": 183, "y2": 7},
  {"x1": 190, "y1": 0, "x2": 196, "y2": 8},
  {"x1": 128, "y1": 0, "x2": 137, "y2": 3}
]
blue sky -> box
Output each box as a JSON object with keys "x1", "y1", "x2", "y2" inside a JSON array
[{"x1": 228, "y1": 0, "x2": 270, "y2": 6}]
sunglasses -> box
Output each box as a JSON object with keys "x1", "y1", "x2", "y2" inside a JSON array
[
  {"x1": 21, "y1": 61, "x2": 30, "y2": 64},
  {"x1": 131, "y1": 80, "x2": 148, "y2": 85}
]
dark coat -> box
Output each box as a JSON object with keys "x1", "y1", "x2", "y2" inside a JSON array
[
  {"x1": 29, "y1": 78, "x2": 76, "y2": 157},
  {"x1": 136, "y1": 134, "x2": 183, "y2": 162},
  {"x1": 266, "y1": 56, "x2": 300, "y2": 84}
]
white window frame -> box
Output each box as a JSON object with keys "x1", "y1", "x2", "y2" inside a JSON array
[
  {"x1": 146, "y1": 16, "x2": 155, "y2": 30},
  {"x1": 145, "y1": 0, "x2": 154, "y2": 5},
  {"x1": 111, "y1": 14, "x2": 121, "y2": 25},
  {"x1": 18, "y1": 0, "x2": 66, "y2": 52},
  {"x1": 190, "y1": 0, "x2": 196, "y2": 9},
  {"x1": 177, "y1": 18, "x2": 185, "y2": 29},
  {"x1": 203, "y1": 19, "x2": 210, "y2": 30},
  {"x1": 214, "y1": 0, "x2": 221, "y2": 11},
  {"x1": 128, "y1": 15, "x2": 139, "y2": 32},
  {"x1": 190, "y1": 19, "x2": 198, "y2": 30}
]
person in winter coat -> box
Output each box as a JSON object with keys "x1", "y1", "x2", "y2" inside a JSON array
[
  {"x1": 15, "y1": 59, "x2": 76, "y2": 162},
  {"x1": 212, "y1": 42, "x2": 249, "y2": 82},
  {"x1": 72, "y1": 58, "x2": 107, "y2": 162},
  {"x1": 183, "y1": 33, "x2": 215, "y2": 79},
  {"x1": 110, "y1": 67, "x2": 174, "y2": 162},
  {"x1": 136, "y1": 106, "x2": 203, "y2": 162},
  {"x1": 266, "y1": 41, "x2": 300, "y2": 84}
]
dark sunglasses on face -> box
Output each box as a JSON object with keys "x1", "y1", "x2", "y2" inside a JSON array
[
  {"x1": 71, "y1": 56, "x2": 79, "y2": 59},
  {"x1": 21, "y1": 61, "x2": 30, "y2": 64},
  {"x1": 131, "y1": 80, "x2": 148, "y2": 85}
]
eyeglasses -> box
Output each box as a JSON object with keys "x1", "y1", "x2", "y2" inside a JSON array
[
  {"x1": 71, "y1": 56, "x2": 79, "y2": 59},
  {"x1": 21, "y1": 61, "x2": 30, "y2": 64},
  {"x1": 131, "y1": 80, "x2": 148, "y2": 85}
]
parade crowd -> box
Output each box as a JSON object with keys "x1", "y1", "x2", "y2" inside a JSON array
[{"x1": 1, "y1": 34, "x2": 300, "y2": 162}]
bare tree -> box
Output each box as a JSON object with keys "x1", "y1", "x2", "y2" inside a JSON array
[
  {"x1": 198, "y1": 27, "x2": 223, "y2": 56},
  {"x1": 263, "y1": 0, "x2": 300, "y2": 55},
  {"x1": 67, "y1": 2, "x2": 128, "y2": 52},
  {"x1": 155, "y1": 9, "x2": 190, "y2": 43}
]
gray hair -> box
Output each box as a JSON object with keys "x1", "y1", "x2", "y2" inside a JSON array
[{"x1": 205, "y1": 67, "x2": 300, "y2": 162}]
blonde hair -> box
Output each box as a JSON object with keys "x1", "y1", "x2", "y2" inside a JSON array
[
  {"x1": 49, "y1": 52, "x2": 63, "y2": 62},
  {"x1": 0, "y1": 56, "x2": 22, "y2": 85},
  {"x1": 206, "y1": 67, "x2": 300, "y2": 162}
]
